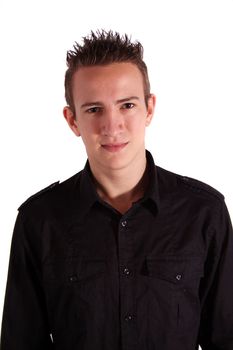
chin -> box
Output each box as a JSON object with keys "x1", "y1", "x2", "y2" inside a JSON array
[{"x1": 102, "y1": 157, "x2": 131, "y2": 171}]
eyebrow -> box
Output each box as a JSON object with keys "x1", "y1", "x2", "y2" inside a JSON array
[{"x1": 80, "y1": 96, "x2": 140, "y2": 109}]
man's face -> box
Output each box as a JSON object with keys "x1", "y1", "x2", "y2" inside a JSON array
[{"x1": 64, "y1": 62, "x2": 156, "y2": 173}]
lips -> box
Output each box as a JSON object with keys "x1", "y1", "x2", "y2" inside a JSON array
[{"x1": 101, "y1": 142, "x2": 128, "y2": 153}]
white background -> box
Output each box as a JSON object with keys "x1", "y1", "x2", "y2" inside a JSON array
[{"x1": 0, "y1": 1, "x2": 232, "y2": 347}]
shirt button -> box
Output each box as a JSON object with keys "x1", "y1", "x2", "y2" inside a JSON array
[
  {"x1": 176, "y1": 274, "x2": 182, "y2": 281},
  {"x1": 123, "y1": 267, "x2": 131, "y2": 276},
  {"x1": 69, "y1": 275, "x2": 78, "y2": 282},
  {"x1": 121, "y1": 220, "x2": 127, "y2": 227},
  {"x1": 124, "y1": 314, "x2": 133, "y2": 322}
]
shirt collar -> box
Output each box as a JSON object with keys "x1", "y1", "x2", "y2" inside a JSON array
[
  {"x1": 79, "y1": 160, "x2": 100, "y2": 214},
  {"x1": 143, "y1": 150, "x2": 160, "y2": 213},
  {"x1": 79, "y1": 149, "x2": 160, "y2": 216}
]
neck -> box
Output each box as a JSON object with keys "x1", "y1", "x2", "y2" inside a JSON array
[{"x1": 89, "y1": 151, "x2": 148, "y2": 214}]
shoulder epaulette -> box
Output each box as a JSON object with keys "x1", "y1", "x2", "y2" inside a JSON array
[
  {"x1": 179, "y1": 175, "x2": 224, "y2": 201},
  {"x1": 18, "y1": 181, "x2": 60, "y2": 210}
]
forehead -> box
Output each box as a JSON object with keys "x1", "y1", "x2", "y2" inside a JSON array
[{"x1": 72, "y1": 62, "x2": 144, "y2": 101}]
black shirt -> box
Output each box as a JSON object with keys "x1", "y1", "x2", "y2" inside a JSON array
[{"x1": 1, "y1": 150, "x2": 233, "y2": 350}]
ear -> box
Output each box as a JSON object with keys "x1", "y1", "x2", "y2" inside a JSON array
[
  {"x1": 145, "y1": 94, "x2": 156, "y2": 126},
  {"x1": 63, "y1": 106, "x2": 81, "y2": 137}
]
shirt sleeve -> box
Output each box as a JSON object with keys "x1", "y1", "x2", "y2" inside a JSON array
[
  {"x1": 0, "y1": 211, "x2": 53, "y2": 349},
  {"x1": 199, "y1": 199, "x2": 233, "y2": 350}
]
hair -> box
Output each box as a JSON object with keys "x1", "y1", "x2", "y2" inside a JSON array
[{"x1": 64, "y1": 29, "x2": 151, "y2": 114}]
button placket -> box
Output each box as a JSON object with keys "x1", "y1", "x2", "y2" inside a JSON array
[{"x1": 118, "y1": 215, "x2": 136, "y2": 348}]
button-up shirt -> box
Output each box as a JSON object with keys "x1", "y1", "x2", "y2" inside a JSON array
[{"x1": 1, "y1": 150, "x2": 233, "y2": 350}]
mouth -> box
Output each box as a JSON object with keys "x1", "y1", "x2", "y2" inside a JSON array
[{"x1": 101, "y1": 142, "x2": 129, "y2": 153}]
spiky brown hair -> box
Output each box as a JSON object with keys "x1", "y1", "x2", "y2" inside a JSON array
[{"x1": 64, "y1": 30, "x2": 151, "y2": 114}]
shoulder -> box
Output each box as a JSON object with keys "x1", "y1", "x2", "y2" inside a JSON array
[
  {"x1": 156, "y1": 165, "x2": 224, "y2": 203},
  {"x1": 18, "y1": 171, "x2": 82, "y2": 212},
  {"x1": 177, "y1": 174, "x2": 224, "y2": 201},
  {"x1": 18, "y1": 181, "x2": 60, "y2": 211}
]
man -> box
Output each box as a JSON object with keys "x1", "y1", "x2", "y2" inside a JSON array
[{"x1": 1, "y1": 30, "x2": 233, "y2": 350}]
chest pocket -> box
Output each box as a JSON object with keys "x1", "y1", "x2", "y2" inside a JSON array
[
  {"x1": 43, "y1": 257, "x2": 107, "y2": 307},
  {"x1": 145, "y1": 256, "x2": 204, "y2": 333},
  {"x1": 43, "y1": 258, "x2": 107, "y2": 339}
]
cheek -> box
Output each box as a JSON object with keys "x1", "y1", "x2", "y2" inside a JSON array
[
  {"x1": 79, "y1": 120, "x2": 98, "y2": 136},
  {"x1": 128, "y1": 115, "x2": 147, "y2": 134},
  {"x1": 80, "y1": 124, "x2": 99, "y2": 146}
]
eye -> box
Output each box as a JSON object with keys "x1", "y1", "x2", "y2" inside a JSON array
[
  {"x1": 121, "y1": 102, "x2": 135, "y2": 109},
  {"x1": 86, "y1": 107, "x2": 102, "y2": 114}
]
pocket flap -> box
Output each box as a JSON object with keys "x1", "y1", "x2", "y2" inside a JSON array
[
  {"x1": 72, "y1": 259, "x2": 106, "y2": 282},
  {"x1": 44, "y1": 257, "x2": 106, "y2": 285},
  {"x1": 146, "y1": 256, "x2": 204, "y2": 284}
]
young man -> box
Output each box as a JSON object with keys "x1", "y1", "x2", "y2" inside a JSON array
[{"x1": 1, "y1": 30, "x2": 233, "y2": 350}]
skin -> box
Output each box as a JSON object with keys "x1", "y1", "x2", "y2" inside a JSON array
[{"x1": 63, "y1": 62, "x2": 156, "y2": 213}]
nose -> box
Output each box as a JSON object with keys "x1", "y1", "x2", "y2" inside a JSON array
[{"x1": 100, "y1": 108, "x2": 124, "y2": 137}]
